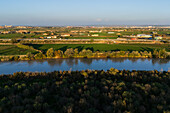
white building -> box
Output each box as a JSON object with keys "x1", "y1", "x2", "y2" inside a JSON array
[
  {"x1": 137, "y1": 34, "x2": 152, "y2": 38},
  {"x1": 47, "y1": 36, "x2": 51, "y2": 39},
  {"x1": 108, "y1": 32, "x2": 115, "y2": 34},
  {"x1": 61, "y1": 34, "x2": 70, "y2": 37},
  {"x1": 154, "y1": 36, "x2": 162, "y2": 40},
  {"x1": 91, "y1": 34, "x2": 99, "y2": 37},
  {"x1": 89, "y1": 30, "x2": 102, "y2": 33}
]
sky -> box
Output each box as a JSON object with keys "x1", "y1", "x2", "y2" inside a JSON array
[{"x1": 0, "y1": 0, "x2": 170, "y2": 26}]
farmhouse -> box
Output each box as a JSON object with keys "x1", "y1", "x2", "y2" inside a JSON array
[
  {"x1": 47, "y1": 36, "x2": 52, "y2": 39},
  {"x1": 89, "y1": 30, "x2": 102, "y2": 33},
  {"x1": 137, "y1": 34, "x2": 152, "y2": 38},
  {"x1": 16, "y1": 26, "x2": 27, "y2": 29},
  {"x1": 154, "y1": 36, "x2": 163, "y2": 40},
  {"x1": 61, "y1": 34, "x2": 71, "y2": 37},
  {"x1": 0, "y1": 31, "x2": 10, "y2": 34},
  {"x1": 5, "y1": 25, "x2": 12, "y2": 28},
  {"x1": 16, "y1": 30, "x2": 29, "y2": 34},
  {"x1": 43, "y1": 33, "x2": 48, "y2": 36},
  {"x1": 91, "y1": 34, "x2": 99, "y2": 37},
  {"x1": 108, "y1": 32, "x2": 115, "y2": 34},
  {"x1": 70, "y1": 30, "x2": 79, "y2": 33}
]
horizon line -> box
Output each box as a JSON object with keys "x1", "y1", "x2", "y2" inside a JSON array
[{"x1": 1, "y1": 24, "x2": 170, "y2": 27}]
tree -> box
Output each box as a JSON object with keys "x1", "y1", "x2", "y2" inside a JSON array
[
  {"x1": 153, "y1": 49, "x2": 159, "y2": 58},
  {"x1": 74, "y1": 48, "x2": 79, "y2": 57},
  {"x1": 142, "y1": 51, "x2": 149, "y2": 57},
  {"x1": 46, "y1": 48, "x2": 55, "y2": 58},
  {"x1": 26, "y1": 52, "x2": 34, "y2": 60},
  {"x1": 54, "y1": 50, "x2": 63, "y2": 58},
  {"x1": 152, "y1": 34, "x2": 155, "y2": 39},
  {"x1": 13, "y1": 56, "x2": 19, "y2": 61},
  {"x1": 64, "y1": 48, "x2": 74, "y2": 58},
  {"x1": 34, "y1": 52, "x2": 46, "y2": 60},
  {"x1": 11, "y1": 39, "x2": 18, "y2": 44},
  {"x1": 79, "y1": 49, "x2": 93, "y2": 58},
  {"x1": 159, "y1": 49, "x2": 167, "y2": 58}
]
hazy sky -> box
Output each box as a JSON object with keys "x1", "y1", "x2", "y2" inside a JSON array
[{"x1": 0, "y1": 0, "x2": 170, "y2": 26}]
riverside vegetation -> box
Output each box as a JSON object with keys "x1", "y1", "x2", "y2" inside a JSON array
[
  {"x1": 0, "y1": 69, "x2": 169, "y2": 113},
  {"x1": 0, "y1": 47, "x2": 169, "y2": 62}
]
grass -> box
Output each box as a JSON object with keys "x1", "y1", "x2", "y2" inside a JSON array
[
  {"x1": 0, "y1": 45, "x2": 37, "y2": 55},
  {"x1": 30, "y1": 44, "x2": 170, "y2": 52}
]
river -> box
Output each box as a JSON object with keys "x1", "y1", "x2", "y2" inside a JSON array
[{"x1": 0, "y1": 58, "x2": 169, "y2": 74}]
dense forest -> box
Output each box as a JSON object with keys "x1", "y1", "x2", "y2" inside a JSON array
[{"x1": 0, "y1": 69, "x2": 169, "y2": 113}]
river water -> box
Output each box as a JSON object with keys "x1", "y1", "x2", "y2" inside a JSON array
[{"x1": 0, "y1": 58, "x2": 169, "y2": 74}]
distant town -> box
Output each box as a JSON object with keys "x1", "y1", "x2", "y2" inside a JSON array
[{"x1": 0, "y1": 25, "x2": 170, "y2": 42}]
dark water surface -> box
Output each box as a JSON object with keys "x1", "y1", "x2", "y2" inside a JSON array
[{"x1": 0, "y1": 58, "x2": 169, "y2": 74}]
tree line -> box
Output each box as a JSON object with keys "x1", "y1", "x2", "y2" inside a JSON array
[{"x1": 0, "y1": 48, "x2": 169, "y2": 62}]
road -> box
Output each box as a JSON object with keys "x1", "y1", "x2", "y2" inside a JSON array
[{"x1": 0, "y1": 38, "x2": 158, "y2": 42}]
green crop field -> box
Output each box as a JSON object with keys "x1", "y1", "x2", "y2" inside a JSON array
[
  {"x1": 0, "y1": 45, "x2": 37, "y2": 55},
  {"x1": 30, "y1": 44, "x2": 170, "y2": 52},
  {"x1": 120, "y1": 31, "x2": 152, "y2": 35},
  {"x1": 0, "y1": 33, "x2": 43, "y2": 39},
  {"x1": 0, "y1": 34, "x2": 23, "y2": 39}
]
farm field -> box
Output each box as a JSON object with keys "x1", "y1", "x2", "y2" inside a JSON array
[
  {"x1": 30, "y1": 44, "x2": 170, "y2": 52},
  {"x1": 0, "y1": 45, "x2": 37, "y2": 55},
  {"x1": 0, "y1": 34, "x2": 43, "y2": 39}
]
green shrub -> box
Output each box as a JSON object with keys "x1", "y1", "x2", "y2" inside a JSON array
[{"x1": 14, "y1": 56, "x2": 19, "y2": 61}]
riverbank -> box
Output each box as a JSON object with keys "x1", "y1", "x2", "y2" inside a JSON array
[{"x1": 0, "y1": 43, "x2": 169, "y2": 62}]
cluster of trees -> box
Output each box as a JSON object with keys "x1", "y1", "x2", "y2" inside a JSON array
[
  {"x1": 0, "y1": 48, "x2": 169, "y2": 62},
  {"x1": 153, "y1": 49, "x2": 169, "y2": 58},
  {"x1": 0, "y1": 69, "x2": 169, "y2": 113},
  {"x1": 0, "y1": 39, "x2": 19, "y2": 43},
  {"x1": 11, "y1": 39, "x2": 20, "y2": 43},
  {"x1": 24, "y1": 48, "x2": 170, "y2": 59}
]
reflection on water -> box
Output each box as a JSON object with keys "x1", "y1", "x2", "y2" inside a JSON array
[
  {"x1": 21, "y1": 58, "x2": 170, "y2": 66},
  {"x1": 24, "y1": 58, "x2": 170, "y2": 67},
  {"x1": 0, "y1": 58, "x2": 169, "y2": 74}
]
